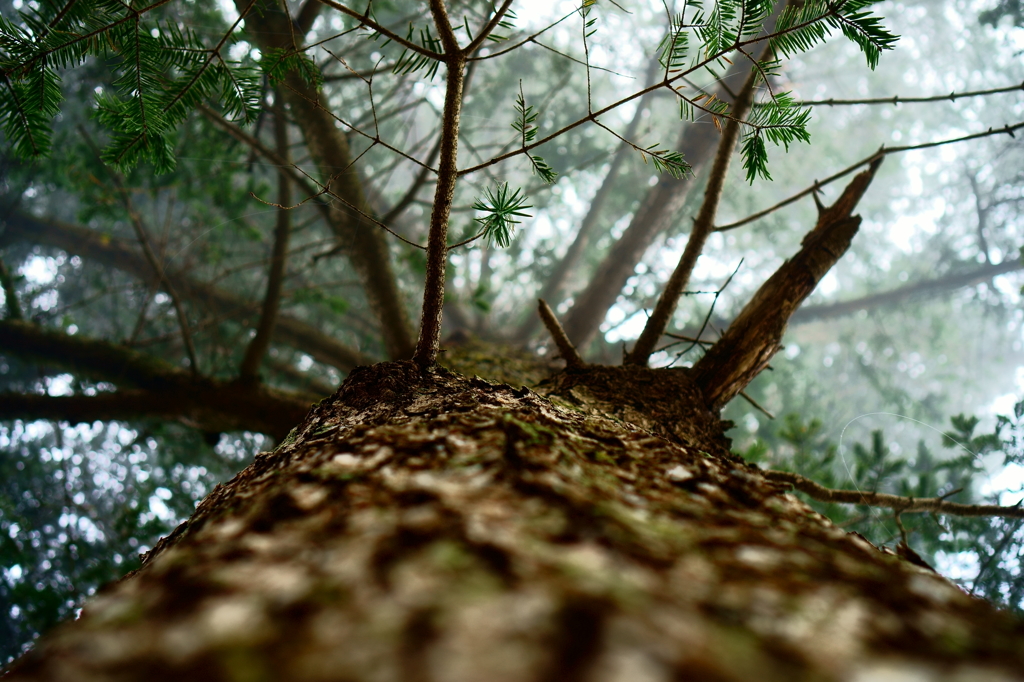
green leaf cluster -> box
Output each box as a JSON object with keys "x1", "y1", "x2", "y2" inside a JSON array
[
  {"x1": 510, "y1": 85, "x2": 558, "y2": 183},
  {"x1": 392, "y1": 23, "x2": 443, "y2": 79},
  {"x1": 740, "y1": 91, "x2": 812, "y2": 182},
  {"x1": 472, "y1": 182, "x2": 533, "y2": 248},
  {"x1": 772, "y1": 0, "x2": 899, "y2": 70},
  {"x1": 0, "y1": 1, "x2": 262, "y2": 172}
]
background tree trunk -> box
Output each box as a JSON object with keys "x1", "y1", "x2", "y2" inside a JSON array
[{"x1": 6, "y1": 361, "x2": 1024, "y2": 682}]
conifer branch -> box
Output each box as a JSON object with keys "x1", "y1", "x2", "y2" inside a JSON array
[
  {"x1": 763, "y1": 469, "x2": 1024, "y2": 520},
  {"x1": 625, "y1": 65, "x2": 759, "y2": 367},
  {"x1": 314, "y1": 0, "x2": 446, "y2": 60},
  {"x1": 717, "y1": 121, "x2": 1024, "y2": 232}
]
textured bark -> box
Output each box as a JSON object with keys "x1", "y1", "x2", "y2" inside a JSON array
[
  {"x1": 691, "y1": 160, "x2": 882, "y2": 410},
  {"x1": 7, "y1": 359, "x2": 1024, "y2": 681},
  {"x1": 238, "y1": 0, "x2": 416, "y2": 361},
  {"x1": 0, "y1": 210, "x2": 373, "y2": 371}
]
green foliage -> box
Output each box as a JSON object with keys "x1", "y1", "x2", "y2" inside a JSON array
[
  {"x1": 0, "y1": 0, "x2": 261, "y2": 172},
  {"x1": 744, "y1": 405, "x2": 1024, "y2": 611},
  {"x1": 391, "y1": 23, "x2": 443, "y2": 79},
  {"x1": 260, "y1": 48, "x2": 323, "y2": 89},
  {"x1": 741, "y1": 91, "x2": 812, "y2": 182},
  {"x1": 472, "y1": 182, "x2": 533, "y2": 249},
  {"x1": 771, "y1": 0, "x2": 898, "y2": 70},
  {"x1": 511, "y1": 83, "x2": 558, "y2": 183},
  {"x1": 640, "y1": 144, "x2": 692, "y2": 179}
]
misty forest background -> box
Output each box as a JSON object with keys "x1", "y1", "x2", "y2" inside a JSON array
[{"x1": 2, "y1": 0, "x2": 1024, "y2": 664}]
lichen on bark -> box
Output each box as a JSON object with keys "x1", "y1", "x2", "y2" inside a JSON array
[{"x1": 7, "y1": 361, "x2": 1024, "y2": 682}]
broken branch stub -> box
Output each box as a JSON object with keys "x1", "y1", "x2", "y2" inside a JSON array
[{"x1": 691, "y1": 158, "x2": 883, "y2": 410}]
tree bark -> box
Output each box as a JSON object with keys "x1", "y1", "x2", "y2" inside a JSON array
[{"x1": 7, "y1": 359, "x2": 1024, "y2": 681}]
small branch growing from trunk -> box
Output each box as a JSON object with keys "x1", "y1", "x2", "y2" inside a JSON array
[
  {"x1": 239, "y1": 94, "x2": 292, "y2": 383},
  {"x1": 413, "y1": 0, "x2": 465, "y2": 366},
  {"x1": 763, "y1": 469, "x2": 1024, "y2": 519},
  {"x1": 538, "y1": 299, "x2": 585, "y2": 369},
  {"x1": 625, "y1": 66, "x2": 760, "y2": 367}
]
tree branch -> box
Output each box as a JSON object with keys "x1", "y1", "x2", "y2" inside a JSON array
[
  {"x1": 790, "y1": 257, "x2": 1024, "y2": 324},
  {"x1": 0, "y1": 209, "x2": 373, "y2": 371},
  {"x1": 796, "y1": 80, "x2": 1024, "y2": 107},
  {"x1": 0, "y1": 320, "x2": 310, "y2": 438},
  {"x1": 240, "y1": 0, "x2": 416, "y2": 360},
  {"x1": 626, "y1": 66, "x2": 759, "y2": 367},
  {"x1": 413, "y1": 0, "x2": 466, "y2": 366},
  {"x1": 763, "y1": 469, "x2": 1024, "y2": 520},
  {"x1": 691, "y1": 159, "x2": 883, "y2": 410},
  {"x1": 239, "y1": 94, "x2": 293, "y2": 383},
  {"x1": 0, "y1": 255, "x2": 22, "y2": 320},
  {"x1": 716, "y1": 122, "x2": 1024, "y2": 233}
]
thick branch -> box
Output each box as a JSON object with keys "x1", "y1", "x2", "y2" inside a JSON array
[
  {"x1": 0, "y1": 210, "x2": 372, "y2": 371},
  {"x1": 691, "y1": 159, "x2": 883, "y2": 410},
  {"x1": 0, "y1": 388, "x2": 306, "y2": 441},
  {"x1": 626, "y1": 67, "x2": 759, "y2": 367},
  {"x1": 239, "y1": 95, "x2": 292, "y2": 382},
  {"x1": 0, "y1": 320, "x2": 311, "y2": 438},
  {"x1": 763, "y1": 469, "x2": 1024, "y2": 519},
  {"x1": 0, "y1": 255, "x2": 22, "y2": 320},
  {"x1": 240, "y1": 0, "x2": 416, "y2": 360}
]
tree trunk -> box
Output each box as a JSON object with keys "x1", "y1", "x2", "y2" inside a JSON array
[{"x1": 6, "y1": 360, "x2": 1024, "y2": 681}]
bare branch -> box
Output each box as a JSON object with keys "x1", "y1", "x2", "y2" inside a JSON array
[
  {"x1": 717, "y1": 122, "x2": 1024, "y2": 232},
  {"x1": 692, "y1": 159, "x2": 883, "y2": 410},
  {"x1": 797, "y1": 81, "x2": 1024, "y2": 107},
  {"x1": 538, "y1": 299, "x2": 585, "y2": 370},
  {"x1": 239, "y1": 94, "x2": 293, "y2": 382},
  {"x1": 764, "y1": 469, "x2": 1024, "y2": 520},
  {"x1": 626, "y1": 66, "x2": 759, "y2": 367}
]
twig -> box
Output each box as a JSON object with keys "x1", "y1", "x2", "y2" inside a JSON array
[
  {"x1": 763, "y1": 469, "x2": 1024, "y2": 519},
  {"x1": 796, "y1": 81, "x2": 1024, "y2": 107},
  {"x1": 538, "y1": 299, "x2": 585, "y2": 369},
  {"x1": 716, "y1": 122, "x2": 1024, "y2": 232},
  {"x1": 80, "y1": 128, "x2": 200, "y2": 374},
  {"x1": 738, "y1": 390, "x2": 774, "y2": 419}
]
